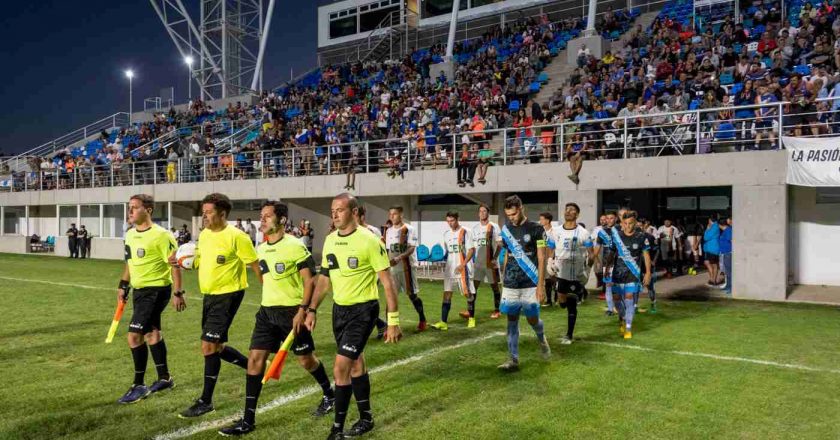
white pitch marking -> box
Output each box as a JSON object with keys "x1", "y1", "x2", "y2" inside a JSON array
[
  {"x1": 154, "y1": 331, "x2": 504, "y2": 440},
  {"x1": 582, "y1": 340, "x2": 840, "y2": 374}
]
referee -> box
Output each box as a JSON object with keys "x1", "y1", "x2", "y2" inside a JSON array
[
  {"x1": 219, "y1": 201, "x2": 335, "y2": 436},
  {"x1": 117, "y1": 194, "x2": 185, "y2": 404},
  {"x1": 304, "y1": 193, "x2": 402, "y2": 440},
  {"x1": 176, "y1": 193, "x2": 262, "y2": 418}
]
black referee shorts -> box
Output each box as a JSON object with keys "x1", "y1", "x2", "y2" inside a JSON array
[
  {"x1": 129, "y1": 286, "x2": 171, "y2": 335},
  {"x1": 201, "y1": 290, "x2": 245, "y2": 343},
  {"x1": 250, "y1": 305, "x2": 315, "y2": 355},
  {"x1": 556, "y1": 278, "x2": 585, "y2": 296},
  {"x1": 332, "y1": 300, "x2": 379, "y2": 360}
]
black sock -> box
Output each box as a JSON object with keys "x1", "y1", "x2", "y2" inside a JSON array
[
  {"x1": 351, "y1": 373, "x2": 372, "y2": 422},
  {"x1": 131, "y1": 344, "x2": 148, "y2": 386},
  {"x1": 566, "y1": 295, "x2": 578, "y2": 339},
  {"x1": 492, "y1": 286, "x2": 501, "y2": 311},
  {"x1": 309, "y1": 361, "x2": 334, "y2": 398},
  {"x1": 244, "y1": 374, "x2": 262, "y2": 425},
  {"x1": 441, "y1": 301, "x2": 451, "y2": 322},
  {"x1": 149, "y1": 340, "x2": 169, "y2": 380},
  {"x1": 220, "y1": 346, "x2": 248, "y2": 369},
  {"x1": 467, "y1": 294, "x2": 476, "y2": 318},
  {"x1": 201, "y1": 353, "x2": 221, "y2": 403},
  {"x1": 333, "y1": 384, "x2": 353, "y2": 431},
  {"x1": 409, "y1": 294, "x2": 426, "y2": 322}
]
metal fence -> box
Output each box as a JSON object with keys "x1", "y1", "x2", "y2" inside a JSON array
[{"x1": 3, "y1": 100, "x2": 839, "y2": 192}]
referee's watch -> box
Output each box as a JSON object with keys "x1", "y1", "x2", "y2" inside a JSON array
[
  {"x1": 306, "y1": 307, "x2": 318, "y2": 314},
  {"x1": 174, "y1": 290, "x2": 185, "y2": 298}
]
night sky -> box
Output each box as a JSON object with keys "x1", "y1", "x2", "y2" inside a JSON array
[{"x1": 0, "y1": 1, "x2": 327, "y2": 156}]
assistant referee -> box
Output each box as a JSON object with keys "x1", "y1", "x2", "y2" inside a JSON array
[
  {"x1": 176, "y1": 193, "x2": 262, "y2": 418},
  {"x1": 117, "y1": 194, "x2": 185, "y2": 404},
  {"x1": 304, "y1": 193, "x2": 402, "y2": 440}
]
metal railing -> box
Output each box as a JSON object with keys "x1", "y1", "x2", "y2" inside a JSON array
[
  {"x1": 4, "y1": 100, "x2": 839, "y2": 193},
  {"x1": 1, "y1": 112, "x2": 130, "y2": 172}
]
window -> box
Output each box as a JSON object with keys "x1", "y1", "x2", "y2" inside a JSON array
[
  {"x1": 471, "y1": 0, "x2": 502, "y2": 7},
  {"x1": 422, "y1": 0, "x2": 468, "y2": 18},
  {"x1": 103, "y1": 204, "x2": 126, "y2": 239},
  {"x1": 816, "y1": 187, "x2": 840, "y2": 204},
  {"x1": 80, "y1": 205, "x2": 100, "y2": 237},
  {"x1": 699, "y1": 196, "x2": 730, "y2": 210},
  {"x1": 360, "y1": 5, "x2": 400, "y2": 32},
  {"x1": 330, "y1": 15, "x2": 358, "y2": 38},
  {"x1": 2, "y1": 206, "x2": 25, "y2": 235},
  {"x1": 59, "y1": 205, "x2": 77, "y2": 235}
]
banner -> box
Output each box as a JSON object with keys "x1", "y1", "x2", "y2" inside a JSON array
[{"x1": 784, "y1": 136, "x2": 840, "y2": 187}]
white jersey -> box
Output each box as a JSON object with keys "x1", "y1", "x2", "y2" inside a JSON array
[
  {"x1": 363, "y1": 224, "x2": 381, "y2": 238},
  {"x1": 385, "y1": 223, "x2": 418, "y2": 267},
  {"x1": 471, "y1": 221, "x2": 501, "y2": 268},
  {"x1": 442, "y1": 226, "x2": 475, "y2": 279},
  {"x1": 549, "y1": 224, "x2": 593, "y2": 281},
  {"x1": 657, "y1": 225, "x2": 681, "y2": 245}
]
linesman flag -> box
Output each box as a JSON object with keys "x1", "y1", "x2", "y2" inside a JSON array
[
  {"x1": 262, "y1": 332, "x2": 296, "y2": 384},
  {"x1": 104, "y1": 300, "x2": 126, "y2": 344}
]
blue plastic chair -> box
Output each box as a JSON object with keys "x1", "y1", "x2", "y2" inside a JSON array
[
  {"x1": 416, "y1": 245, "x2": 430, "y2": 262},
  {"x1": 429, "y1": 244, "x2": 446, "y2": 263}
]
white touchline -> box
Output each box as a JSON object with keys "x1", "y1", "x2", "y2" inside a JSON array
[
  {"x1": 582, "y1": 341, "x2": 840, "y2": 375},
  {"x1": 154, "y1": 331, "x2": 504, "y2": 440}
]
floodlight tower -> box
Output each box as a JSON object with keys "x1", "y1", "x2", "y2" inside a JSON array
[{"x1": 150, "y1": 0, "x2": 276, "y2": 101}]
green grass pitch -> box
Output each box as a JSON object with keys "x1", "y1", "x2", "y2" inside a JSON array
[{"x1": 1, "y1": 253, "x2": 839, "y2": 439}]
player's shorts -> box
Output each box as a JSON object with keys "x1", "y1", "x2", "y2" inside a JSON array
[
  {"x1": 443, "y1": 270, "x2": 476, "y2": 295},
  {"x1": 249, "y1": 306, "x2": 315, "y2": 355},
  {"x1": 201, "y1": 290, "x2": 245, "y2": 343},
  {"x1": 473, "y1": 264, "x2": 501, "y2": 284},
  {"x1": 705, "y1": 253, "x2": 720, "y2": 264},
  {"x1": 129, "y1": 285, "x2": 172, "y2": 334},
  {"x1": 500, "y1": 287, "x2": 540, "y2": 318},
  {"x1": 556, "y1": 278, "x2": 586, "y2": 296},
  {"x1": 332, "y1": 300, "x2": 379, "y2": 360},
  {"x1": 390, "y1": 263, "x2": 419, "y2": 295},
  {"x1": 612, "y1": 282, "x2": 641, "y2": 297}
]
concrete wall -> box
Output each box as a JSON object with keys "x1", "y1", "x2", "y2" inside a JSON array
[
  {"x1": 789, "y1": 186, "x2": 840, "y2": 286},
  {"x1": 131, "y1": 93, "x2": 258, "y2": 123},
  {"x1": 732, "y1": 184, "x2": 788, "y2": 300},
  {"x1": 0, "y1": 236, "x2": 29, "y2": 254}
]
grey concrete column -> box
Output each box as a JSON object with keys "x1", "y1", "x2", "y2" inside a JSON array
[
  {"x1": 586, "y1": 0, "x2": 597, "y2": 35},
  {"x1": 731, "y1": 184, "x2": 787, "y2": 301},
  {"x1": 0, "y1": 206, "x2": 4, "y2": 236},
  {"x1": 558, "y1": 190, "x2": 598, "y2": 231}
]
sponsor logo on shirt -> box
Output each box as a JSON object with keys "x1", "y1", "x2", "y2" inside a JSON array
[{"x1": 523, "y1": 234, "x2": 531, "y2": 243}]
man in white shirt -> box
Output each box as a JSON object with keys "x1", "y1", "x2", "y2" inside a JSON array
[
  {"x1": 656, "y1": 218, "x2": 681, "y2": 278},
  {"x1": 469, "y1": 204, "x2": 503, "y2": 319},
  {"x1": 547, "y1": 203, "x2": 594, "y2": 344},
  {"x1": 432, "y1": 211, "x2": 476, "y2": 330},
  {"x1": 385, "y1": 206, "x2": 428, "y2": 331}
]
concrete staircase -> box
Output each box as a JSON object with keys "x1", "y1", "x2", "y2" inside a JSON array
[{"x1": 532, "y1": 11, "x2": 660, "y2": 108}]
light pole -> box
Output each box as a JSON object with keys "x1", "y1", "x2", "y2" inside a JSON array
[
  {"x1": 125, "y1": 69, "x2": 134, "y2": 124},
  {"x1": 184, "y1": 56, "x2": 194, "y2": 101}
]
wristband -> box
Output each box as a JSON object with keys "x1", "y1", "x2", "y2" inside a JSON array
[
  {"x1": 174, "y1": 290, "x2": 185, "y2": 298},
  {"x1": 387, "y1": 311, "x2": 400, "y2": 326},
  {"x1": 307, "y1": 307, "x2": 317, "y2": 314},
  {"x1": 119, "y1": 280, "x2": 130, "y2": 290},
  {"x1": 299, "y1": 303, "x2": 310, "y2": 310}
]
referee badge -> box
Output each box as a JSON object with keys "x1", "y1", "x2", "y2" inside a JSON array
[
  {"x1": 216, "y1": 255, "x2": 226, "y2": 264},
  {"x1": 347, "y1": 257, "x2": 359, "y2": 269},
  {"x1": 275, "y1": 263, "x2": 286, "y2": 273},
  {"x1": 137, "y1": 248, "x2": 146, "y2": 258}
]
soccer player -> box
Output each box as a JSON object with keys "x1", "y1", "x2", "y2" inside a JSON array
[
  {"x1": 117, "y1": 194, "x2": 185, "y2": 404},
  {"x1": 177, "y1": 193, "x2": 262, "y2": 418},
  {"x1": 384, "y1": 206, "x2": 428, "y2": 331},
  {"x1": 609, "y1": 211, "x2": 652, "y2": 339},
  {"x1": 547, "y1": 203, "x2": 593, "y2": 345},
  {"x1": 498, "y1": 195, "x2": 550, "y2": 371},
  {"x1": 304, "y1": 193, "x2": 402, "y2": 439},
  {"x1": 469, "y1": 203, "x2": 503, "y2": 319},
  {"x1": 640, "y1": 219, "x2": 659, "y2": 313},
  {"x1": 219, "y1": 201, "x2": 335, "y2": 436},
  {"x1": 593, "y1": 211, "x2": 618, "y2": 315},
  {"x1": 538, "y1": 212, "x2": 557, "y2": 306},
  {"x1": 432, "y1": 211, "x2": 476, "y2": 330}
]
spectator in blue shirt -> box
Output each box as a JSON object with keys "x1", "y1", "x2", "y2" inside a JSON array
[
  {"x1": 718, "y1": 217, "x2": 732, "y2": 295},
  {"x1": 703, "y1": 214, "x2": 722, "y2": 287}
]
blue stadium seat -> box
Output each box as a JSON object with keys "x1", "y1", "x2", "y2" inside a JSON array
[
  {"x1": 416, "y1": 245, "x2": 430, "y2": 262},
  {"x1": 429, "y1": 244, "x2": 446, "y2": 263}
]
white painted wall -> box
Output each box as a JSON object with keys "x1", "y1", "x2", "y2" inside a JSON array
[{"x1": 789, "y1": 186, "x2": 840, "y2": 286}]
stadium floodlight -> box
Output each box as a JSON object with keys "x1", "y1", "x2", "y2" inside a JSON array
[
  {"x1": 125, "y1": 70, "x2": 134, "y2": 124},
  {"x1": 184, "y1": 57, "x2": 194, "y2": 100}
]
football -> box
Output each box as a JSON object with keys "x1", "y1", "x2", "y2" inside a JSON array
[{"x1": 175, "y1": 243, "x2": 196, "y2": 270}]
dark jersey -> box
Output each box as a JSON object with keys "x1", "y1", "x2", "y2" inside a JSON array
[
  {"x1": 643, "y1": 232, "x2": 658, "y2": 269},
  {"x1": 609, "y1": 229, "x2": 650, "y2": 284},
  {"x1": 501, "y1": 220, "x2": 547, "y2": 289}
]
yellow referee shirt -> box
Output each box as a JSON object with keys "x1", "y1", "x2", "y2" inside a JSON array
[
  {"x1": 320, "y1": 227, "x2": 390, "y2": 306},
  {"x1": 257, "y1": 235, "x2": 315, "y2": 307},
  {"x1": 196, "y1": 225, "x2": 258, "y2": 295},
  {"x1": 124, "y1": 224, "x2": 177, "y2": 289}
]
